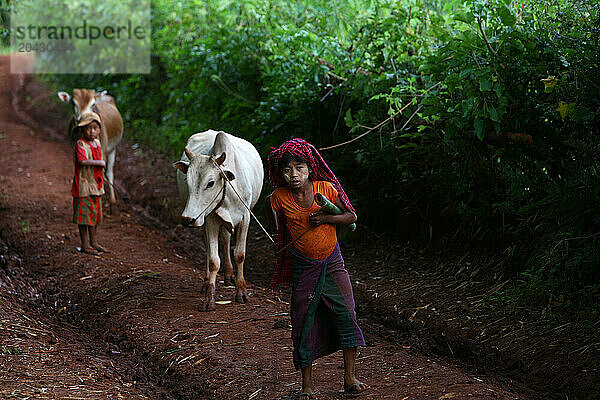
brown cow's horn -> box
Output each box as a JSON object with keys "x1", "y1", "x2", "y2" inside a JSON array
[{"x1": 184, "y1": 148, "x2": 195, "y2": 160}]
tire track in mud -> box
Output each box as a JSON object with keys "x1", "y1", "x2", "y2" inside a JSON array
[{"x1": 0, "y1": 55, "x2": 526, "y2": 399}]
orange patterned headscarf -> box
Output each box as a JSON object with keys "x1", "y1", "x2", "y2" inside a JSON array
[{"x1": 267, "y1": 138, "x2": 355, "y2": 213}]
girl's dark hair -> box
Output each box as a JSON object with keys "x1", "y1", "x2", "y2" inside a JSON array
[
  {"x1": 73, "y1": 126, "x2": 84, "y2": 139},
  {"x1": 278, "y1": 152, "x2": 308, "y2": 172}
]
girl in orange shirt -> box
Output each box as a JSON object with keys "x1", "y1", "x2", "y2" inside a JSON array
[{"x1": 266, "y1": 138, "x2": 367, "y2": 400}]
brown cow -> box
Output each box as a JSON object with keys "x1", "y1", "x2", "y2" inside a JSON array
[{"x1": 58, "y1": 89, "x2": 124, "y2": 214}]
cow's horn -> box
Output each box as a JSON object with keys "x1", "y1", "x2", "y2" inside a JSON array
[{"x1": 184, "y1": 148, "x2": 195, "y2": 160}]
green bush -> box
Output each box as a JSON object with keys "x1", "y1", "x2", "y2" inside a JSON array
[{"x1": 0, "y1": 1, "x2": 10, "y2": 48}]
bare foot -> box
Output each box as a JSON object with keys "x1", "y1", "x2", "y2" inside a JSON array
[
  {"x1": 298, "y1": 391, "x2": 317, "y2": 400},
  {"x1": 92, "y1": 245, "x2": 112, "y2": 253},
  {"x1": 344, "y1": 381, "x2": 368, "y2": 397},
  {"x1": 78, "y1": 247, "x2": 100, "y2": 255}
]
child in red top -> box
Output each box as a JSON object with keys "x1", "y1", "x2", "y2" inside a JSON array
[{"x1": 71, "y1": 112, "x2": 110, "y2": 255}]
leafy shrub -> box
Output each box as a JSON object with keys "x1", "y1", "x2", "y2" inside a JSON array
[{"x1": 0, "y1": 1, "x2": 10, "y2": 48}]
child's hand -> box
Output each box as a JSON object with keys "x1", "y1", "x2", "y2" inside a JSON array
[
  {"x1": 309, "y1": 212, "x2": 329, "y2": 226},
  {"x1": 99, "y1": 160, "x2": 106, "y2": 168}
]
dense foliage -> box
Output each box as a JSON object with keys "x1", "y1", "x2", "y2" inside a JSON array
[
  {"x1": 0, "y1": 1, "x2": 9, "y2": 49},
  {"x1": 3, "y1": 0, "x2": 599, "y2": 320}
]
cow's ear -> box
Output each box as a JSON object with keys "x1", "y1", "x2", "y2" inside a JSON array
[
  {"x1": 173, "y1": 161, "x2": 189, "y2": 173},
  {"x1": 224, "y1": 170, "x2": 235, "y2": 181},
  {"x1": 57, "y1": 91, "x2": 71, "y2": 103},
  {"x1": 215, "y1": 152, "x2": 226, "y2": 166}
]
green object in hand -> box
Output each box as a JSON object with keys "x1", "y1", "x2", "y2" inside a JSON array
[{"x1": 314, "y1": 193, "x2": 356, "y2": 232}]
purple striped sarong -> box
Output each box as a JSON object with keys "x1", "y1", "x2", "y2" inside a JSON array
[{"x1": 289, "y1": 242, "x2": 365, "y2": 370}]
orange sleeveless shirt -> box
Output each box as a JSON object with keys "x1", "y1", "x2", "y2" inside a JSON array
[{"x1": 270, "y1": 181, "x2": 338, "y2": 260}]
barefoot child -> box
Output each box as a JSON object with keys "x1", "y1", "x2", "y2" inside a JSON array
[
  {"x1": 71, "y1": 112, "x2": 110, "y2": 255},
  {"x1": 266, "y1": 138, "x2": 368, "y2": 400}
]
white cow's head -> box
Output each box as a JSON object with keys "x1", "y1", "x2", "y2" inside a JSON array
[
  {"x1": 173, "y1": 148, "x2": 235, "y2": 227},
  {"x1": 58, "y1": 89, "x2": 108, "y2": 122}
]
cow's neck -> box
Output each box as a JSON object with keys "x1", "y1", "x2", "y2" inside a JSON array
[{"x1": 215, "y1": 183, "x2": 227, "y2": 211}]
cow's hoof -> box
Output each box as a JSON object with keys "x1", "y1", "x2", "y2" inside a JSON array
[
  {"x1": 198, "y1": 300, "x2": 216, "y2": 312},
  {"x1": 235, "y1": 290, "x2": 249, "y2": 304},
  {"x1": 110, "y1": 205, "x2": 119, "y2": 216},
  {"x1": 198, "y1": 283, "x2": 216, "y2": 312},
  {"x1": 224, "y1": 275, "x2": 236, "y2": 287}
]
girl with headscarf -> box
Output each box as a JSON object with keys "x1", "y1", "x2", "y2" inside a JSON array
[{"x1": 266, "y1": 138, "x2": 368, "y2": 399}]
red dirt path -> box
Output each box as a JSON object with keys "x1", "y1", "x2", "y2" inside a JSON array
[{"x1": 0, "y1": 55, "x2": 526, "y2": 399}]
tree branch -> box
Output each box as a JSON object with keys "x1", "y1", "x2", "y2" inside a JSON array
[
  {"x1": 477, "y1": 16, "x2": 498, "y2": 58},
  {"x1": 318, "y1": 83, "x2": 440, "y2": 151}
]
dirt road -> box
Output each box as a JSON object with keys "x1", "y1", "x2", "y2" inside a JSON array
[{"x1": 0, "y1": 55, "x2": 527, "y2": 399}]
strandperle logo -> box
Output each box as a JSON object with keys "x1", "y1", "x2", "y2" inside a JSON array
[
  {"x1": 13, "y1": 20, "x2": 147, "y2": 46},
  {"x1": 10, "y1": 0, "x2": 150, "y2": 74}
]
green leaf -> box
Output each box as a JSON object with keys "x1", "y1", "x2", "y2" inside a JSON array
[
  {"x1": 457, "y1": 30, "x2": 478, "y2": 45},
  {"x1": 397, "y1": 143, "x2": 418, "y2": 149},
  {"x1": 556, "y1": 101, "x2": 576, "y2": 121},
  {"x1": 474, "y1": 118, "x2": 485, "y2": 140},
  {"x1": 493, "y1": 121, "x2": 501, "y2": 133},
  {"x1": 498, "y1": 5, "x2": 516, "y2": 27},
  {"x1": 460, "y1": 68, "x2": 474, "y2": 79},
  {"x1": 454, "y1": 11, "x2": 475, "y2": 24},
  {"x1": 541, "y1": 76, "x2": 558, "y2": 93},
  {"x1": 494, "y1": 83, "x2": 504, "y2": 98},
  {"x1": 479, "y1": 78, "x2": 493, "y2": 92},
  {"x1": 571, "y1": 106, "x2": 594, "y2": 122},
  {"x1": 344, "y1": 108, "x2": 354, "y2": 128},
  {"x1": 489, "y1": 107, "x2": 500, "y2": 122}
]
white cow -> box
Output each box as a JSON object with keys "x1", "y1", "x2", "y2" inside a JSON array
[{"x1": 173, "y1": 130, "x2": 263, "y2": 311}]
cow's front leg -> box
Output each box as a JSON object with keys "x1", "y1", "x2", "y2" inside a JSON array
[
  {"x1": 233, "y1": 213, "x2": 250, "y2": 303},
  {"x1": 219, "y1": 228, "x2": 235, "y2": 286},
  {"x1": 200, "y1": 218, "x2": 220, "y2": 311}
]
